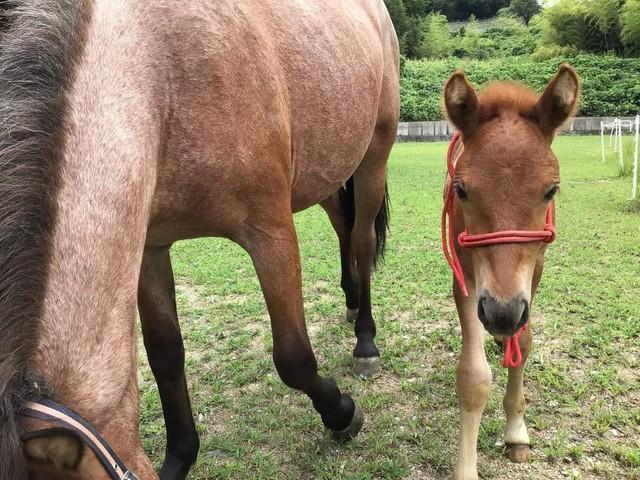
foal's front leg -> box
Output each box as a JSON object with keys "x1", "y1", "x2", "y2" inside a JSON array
[
  {"x1": 503, "y1": 319, "x2": 533, "y2": 462},
  {"x1": 453, "y1": 288, "x2": 491, "y2": 480},
  {"x1": 243, "y1": 213, "x2": 363, "y2": 439}
]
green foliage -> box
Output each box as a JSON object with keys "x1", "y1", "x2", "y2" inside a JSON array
[
  {"x1": 454, "y1": 16, "x2": 494, "y2": 59},
  {"x1": 431, "y1": 0, "x2": 511, "y2": 21},
  {"x1": 505, "y1": 0, "x2": 541, "y2": 24},
  {"x1": 385, "y1": 0, "x2": 640, "y2": 59},
  {"x1": 385, "y1": 0, "x2": 410, "y2": 39},
  {"x1": 582, "y1": 0, "x2": 622, "y2": 51},
  {"x1": 539, "y1": 0, "x2": 589, "y2": 50},
  {"x1": 483, "y1": 14, "x2": 539, "y2": 56},
  {"x1": 416, "y1": 13, "x2": 454, "y2": 59},
  {"x1": 621, "y1": 0, "x2": 640, "y2": 55},
  {"x1": 530, "y1": 44, "x2": 578, "y2": 61},
  {"x1": 400, "y1": 54, "x2": 640, "y2": 121},
  {"x1": 385, "y1": 0, "x2": 516, "y2": 57},
  {"x1": 535, "y1": 0, "x2": 633, "y2": 55}
]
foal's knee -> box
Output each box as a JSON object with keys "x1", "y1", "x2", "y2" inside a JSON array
[{"x1": 456, "y1": 361, "x2": 491, "y2": 411}]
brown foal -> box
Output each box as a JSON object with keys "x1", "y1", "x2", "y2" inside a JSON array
[
  {"x1": 0, "y1": 0, "x2": 399, "y2": 479},
  {"x1": 442, "y1": 65, "x2": 580, "y2": 480}
]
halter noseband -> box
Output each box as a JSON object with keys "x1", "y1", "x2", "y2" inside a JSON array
[
  {"x1": 21, "y1": 399, "x2": 138, "y2": 480},
  {"x1": 442, "y1": 131, "x2": 556, "y2": 368}
]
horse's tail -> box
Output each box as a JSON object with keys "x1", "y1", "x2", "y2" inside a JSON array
[{"x1": 338, "y1": 176, "x2": 390, "y2": 267}]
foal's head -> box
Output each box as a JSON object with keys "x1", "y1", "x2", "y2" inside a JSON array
[{"x1": 444, "y1": 65, "x2": 580, "y2": 336}]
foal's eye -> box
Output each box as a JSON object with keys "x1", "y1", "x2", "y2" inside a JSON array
[
  {"x1": 454, "y1": 183, "x2": 468, "y2": 201},
  {"x1": 544, "y1": 185, "x2": 559, "y2": 202}
]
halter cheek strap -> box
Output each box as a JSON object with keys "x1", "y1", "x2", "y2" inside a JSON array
[
  {"x1": 442, "y1": 132, "x2": 556, "y2": 369},
  {"x1": 21, "y1": 399, "x2": 138, "y2": 480}
]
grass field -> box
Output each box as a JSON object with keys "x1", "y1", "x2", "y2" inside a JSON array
[{"x1": 138, "y1": 136, "x2": 640, "y2": 480}]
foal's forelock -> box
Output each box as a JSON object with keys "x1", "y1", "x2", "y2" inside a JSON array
[{"x1": 0, "y1": 1, "x2": 89, "y2": 477}]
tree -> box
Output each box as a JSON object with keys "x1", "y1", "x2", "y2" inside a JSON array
[
  {"x1": 621, "y1": 0, "x2": 640, "y2": 55},
  {"x1": 539, "y1": 0, "x2": 589, "y2": 50},
  {"x1": 507, "y1": 0, "x2": 541, "y2": 24},
  {"x1": 402, "y1": 16, "x2": 425, "y2": 58},
  {"x1": 582, "y1": 0, "x2": 621, "y2": 51},
  {"x1": 416, "y1": 13, "x2": 454, "y2": 58},
  {"x1": 404, "y1": 0, "x2": 432, "y2": 17},
  {"x1": 384, "y1": 0, "x2": 409, "y2": 39}
]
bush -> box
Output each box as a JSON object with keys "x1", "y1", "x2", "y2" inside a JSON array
[
  {"x1": 531, "y1": 44, "x2": 578, "y2": 61},
  {"x1": 481, "y1": 14, "x2": 539, "y2": 57},
  {"x1": 400, "y1": 54, "x2": 640, "y2": 121}
]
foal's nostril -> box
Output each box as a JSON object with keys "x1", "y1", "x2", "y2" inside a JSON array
[
  {"x1": 477, "y1": 293, "x2": 529, "y2": 334},
  {"x1": 518, "y1": 300, "x2": 530, "y2": 327},
  {"x1": 477, "y1": 296, "x2": 488, "y2": 324}
]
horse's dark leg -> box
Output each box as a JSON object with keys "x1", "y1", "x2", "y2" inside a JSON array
[
  {"x1": 320, "y1": 194, "x2": 360, "y2": 322},
  {"x1": 243, "y1": 214, "x2": 363, "y2": 439},
  {"x1": 349, "y1": 128, "x2": 393, "y2": 378},
  {"x1": 138, "y1": 247, "x2": 199, "y2": 480}
]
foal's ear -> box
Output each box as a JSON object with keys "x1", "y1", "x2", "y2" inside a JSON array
[
  {"x1": 22, "y1": 428, "x2": 85, "y2": 471},
  {"x1": 536, "y1": 64, "x2": 580, "y2": 135},
  {"x1": 443, "y1": 71, "x2": 479, "y2": 134}
]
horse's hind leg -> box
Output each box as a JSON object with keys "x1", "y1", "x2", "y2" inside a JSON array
[
  {"x1": 349, "y1": 126, "x2": 393, "y2": 378},
  {"x1": 503, "y1": 325, "x2": 533, "y2": 463},
  {"x1": 320, "y1": 193, "x2": 360, "y2": 322},
  {"x1": 138, "y1": 247, "x2": 199, "y2": 480},
  {"x1": 243, "y1": 212, "x2": 363, "y2": 439}
]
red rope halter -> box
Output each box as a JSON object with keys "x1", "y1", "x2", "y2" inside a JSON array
[{"x1": 442, "y1": 132, "x2": 556, "y2": 368}]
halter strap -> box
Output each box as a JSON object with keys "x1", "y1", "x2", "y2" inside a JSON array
[
  {"x1": 442, "y1": 132, "x2": 556, "y2": 368},
  {"x1": 21, "y1": 399, "x2": 138, "y2": 480}
]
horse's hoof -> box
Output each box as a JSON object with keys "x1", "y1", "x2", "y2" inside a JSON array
[
  {"x1": 345, "y1": 308, "x2": 358, "y2": 323},
  {"x1": 330, "y1": 406, "x2": 364, "y2": 442},
  {"x1": 352, "y1": 356, "x2": 381, "y2": 378},
  {"x1": 505, "y1": 443, "x2": 532, "y2": 463}
]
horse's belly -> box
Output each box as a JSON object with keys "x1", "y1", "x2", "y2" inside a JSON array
[
  {"x1": 147, "y1": 0, "x2": 391, "y2": 236},
  {"x1": 289, "y1": 123, "x2": 376, "y2": 212}
]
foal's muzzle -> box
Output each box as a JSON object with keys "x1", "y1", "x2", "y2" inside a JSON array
[{"x1": 477, "y1": 293, "x2": 529, "y2": 335}]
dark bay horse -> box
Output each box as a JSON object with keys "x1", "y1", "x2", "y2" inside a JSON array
[
  {"x1": 0, "y1": 0, "x2": 399, "y2": 478},
  {"x1": 441, "y1": 66, "x2": 580, "y2": 479}
]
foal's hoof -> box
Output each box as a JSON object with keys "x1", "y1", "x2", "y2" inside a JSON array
[
  {"x1": 331, "y1": 406, "x2": 364, "y2": 442},
  {"x1": 505, "y1": 443, "x2": 532, "y2": 463},
  {"x1": 345, "y1": 308, "x2": 359, "y2": 323},
  {"x1": 352, "y1": 356, "x2": 381, "y2": 378}
]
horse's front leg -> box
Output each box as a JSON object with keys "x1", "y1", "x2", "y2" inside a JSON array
[
  {"x1": 503, "y1": 326, "x2": 533, "y2": 462},
  {"x1": 138, "y1": 247, "x2": 199, "y2": 480},
  {"x1": 453, "y1": 288, "x2": 491, "y2": 480},
  {"x1": 242, "y1": 212, "x2": 363, "y2": 439}
]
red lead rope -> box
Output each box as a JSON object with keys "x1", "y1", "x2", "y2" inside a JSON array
[{"x1": 442, "y1": 132, "x2": 557, "y2": 369}]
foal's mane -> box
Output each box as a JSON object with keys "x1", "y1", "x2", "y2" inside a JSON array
[
  {"x1": 476, "y1": 82, "x2": 540, "y2": 122},
  {"x1": 0, "y1": 1, "x2": 88, "y2": 476}
]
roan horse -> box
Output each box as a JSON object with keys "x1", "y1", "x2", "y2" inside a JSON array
[
  {"x1": 441, "y1": 65, "x2": 580, "y2": 479},
  {"x1": 0, "y1": 0, "x2": 399, "y2": 478}
]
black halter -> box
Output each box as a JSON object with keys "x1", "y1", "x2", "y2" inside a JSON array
[{"x1": 21, "y1": 399, "x2": 138, "y2": 480}]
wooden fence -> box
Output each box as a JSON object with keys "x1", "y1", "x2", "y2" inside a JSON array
[{"x1": 396, "y1": 116, "x2": 638, "y2": 142}]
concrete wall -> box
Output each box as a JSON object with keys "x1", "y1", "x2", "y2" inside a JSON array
[{"x1": 397, "y1": 116, "x2": 638, "y2": 142}]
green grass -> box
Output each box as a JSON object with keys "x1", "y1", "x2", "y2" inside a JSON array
[{"x1": 138, "y1": 136, "x2": 640, "y2": 479}]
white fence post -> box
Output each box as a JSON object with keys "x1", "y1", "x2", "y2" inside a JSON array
[
  {"x1": 601, "y1": 121, "x2": 606, "y2": 163},
  {"x1": 618, "y1": 119, "x2": 624, "y2": 170},
  {"x1": 632, "y1": 115, "x2": 639, "y2": 200}
]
